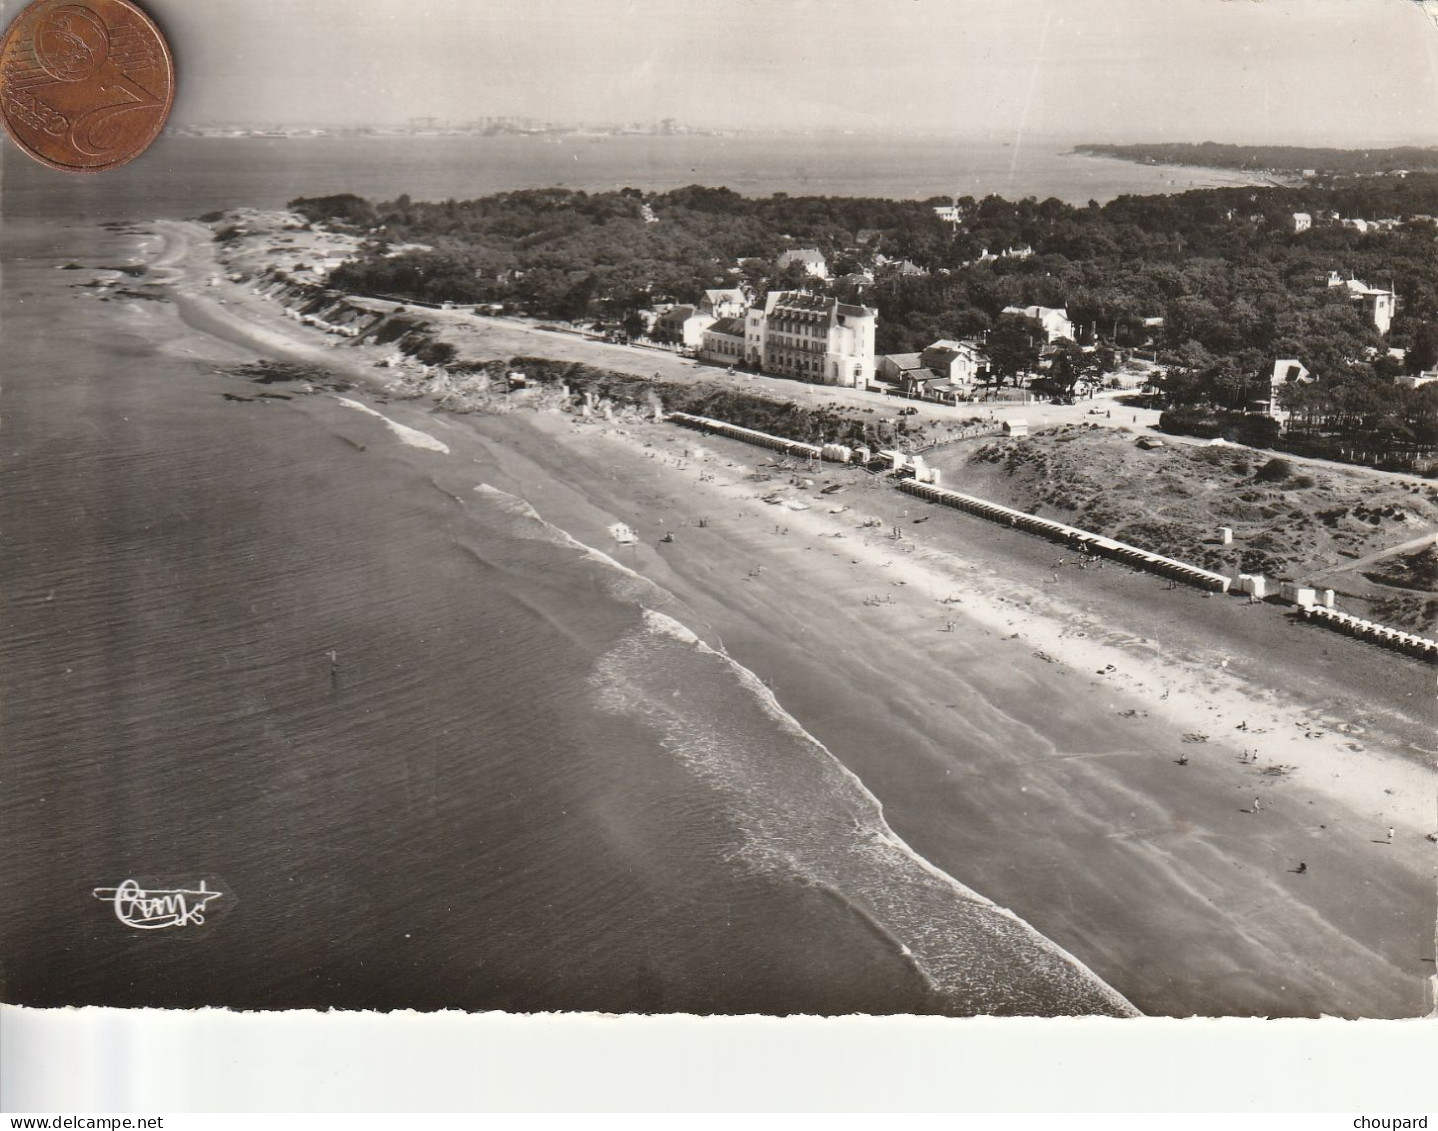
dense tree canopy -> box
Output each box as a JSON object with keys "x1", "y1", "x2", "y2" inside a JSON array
[
  {"x1": 293, "y1": 176, "x2": 1438, "y2": 369},
  {"x1": 290, "y1": 173, "x2": 1438, "y2": 459}
]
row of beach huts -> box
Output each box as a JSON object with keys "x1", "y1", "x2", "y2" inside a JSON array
[
  {"x1": 667, "y1": 412, "x2": 870, "y2": 466},
  {"x1": 665, "y1": 411, "x2": 1437, "y2": 663},
  {"x1": 1298, "y1": 606, "x2": 1437, "y2": 661},
  {"x1": 896, "y1": 478, "x2": 1234, "y2": 592},
  {"x1": 667, "y1": 411, "x2": 944, "y2": 483}
]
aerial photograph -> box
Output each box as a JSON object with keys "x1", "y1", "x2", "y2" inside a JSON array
[{"x1": 2, "y1": 0, "x2": 1435, "y2": 1042}]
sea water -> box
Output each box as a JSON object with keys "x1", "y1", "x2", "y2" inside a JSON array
[
  {"x1": 0, "y1": 132, "x2": 1266, "y2": 220},
  {"x1": 0, "y1": 142, "x2": 1143, "y2": 1015}
]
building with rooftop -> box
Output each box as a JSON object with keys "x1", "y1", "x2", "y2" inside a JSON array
[
  {"x1": 876, "y1": 254, "x2": 928, "y2": 276},
  {"x1": 700, "y1": 288, "x2": 748, "y2": 319},
  {"x1": 897, "y1": 369, "x2": 965, "y2": 404},
  {"x1": 777, "y1": 248, "x2": 830, "y2": 280},
  {"x1": 744, "y1": 305, "x2": 767, "y2": 366},
  {"x1": 1002, "y1": 305, "x2": 1075, "y2": 343},
  {"x1": 653, "y1": 305, "x2": 715, "y2": 349},
  {"x1": 921, "y1": 339, "x2": 984, "y2": 387},
  {"x1": 1262, "y1": 358, "x2": 1313, "y2": 418},
  {"x1": 1326, "y1": 272, "x2": 1396, "y2": 334},
  {"x1": 699, "y1": 317, "x2": 746, "y2": 364},
  {"x1": 933, "y1": 202, "x2": 963, "y2": 225},
  {"x1": 758, "y1": 291, "x2": 876, "y2": 387},
  {"x1": 877, "y1": 352, "x2": 927, "y2": 385}
]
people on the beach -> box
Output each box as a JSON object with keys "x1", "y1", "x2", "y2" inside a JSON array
[
  {"x1": 1296, "y1": 862, "x2": 1307, "y2": 874},
  {"x1": 1253, "y1": 797, "x2": 1262, "y2": 813},
  {"x1": 1177, "y1": 753, "x2": 1189, "y2": 765},
  {"x1": 1387, "y1": 827, "x2": 1395, "y2": 844}
]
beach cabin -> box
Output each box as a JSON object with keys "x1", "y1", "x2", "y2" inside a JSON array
[
  {"x1": 1003, "y1": 418, "x2": 1029, "y2": 437},
  {"x1": 1278, "y1": 583, "x2": 1317, "y2": 609}
]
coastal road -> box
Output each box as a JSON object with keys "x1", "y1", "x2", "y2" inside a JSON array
[
  {"x1": 361, "y1": 303, "x2": 1436, "y2": 488},
  {"x1": 1305, "y1": 530, "x2": 1438, "y2": 580},
  {"x1": 212, "y1": 217, "x2": 1432, "y2": 491},
  {"x1": 434, "y1": 311, "x2": 1437, "y2": 488},
  {"x1": 335, "y1": 292, "x2": 1170, "y2": 429}
]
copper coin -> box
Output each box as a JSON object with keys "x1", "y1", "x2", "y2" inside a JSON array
[{"x1": 0, "y1": 0, "x2": 174, "y2": 172}]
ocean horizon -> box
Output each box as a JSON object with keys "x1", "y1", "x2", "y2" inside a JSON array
[{"x1": 0, "y1": 132, "x2": 1272, "y2": 223}]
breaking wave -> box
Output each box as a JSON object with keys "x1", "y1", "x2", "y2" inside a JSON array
[
  {"x1": 335, "y1": 396, "x2": 450, "y2": 453},
  {"x1": 588, "y1": 615, "x2": 1137, "y2": 1017},
  {"x1": 470, "y1": 482, "x2": 1136, "y2": 1015}
]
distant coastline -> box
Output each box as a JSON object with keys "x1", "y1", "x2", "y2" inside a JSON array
[
  {"x1": 0, "y1": 133, "x2": 1279, "y2": 227},
  {"x1": 1074, "y1": 141, "x2": 1438, "y2": 179}
]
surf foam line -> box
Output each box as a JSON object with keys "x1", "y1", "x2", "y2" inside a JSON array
[
  {"x1": 472, "y1": 484, "x2": 720, "y2": 638},
  {"x1": 593, "y1": 606, "x2": 1140, "y2": 1018},
  {"x1": 475, "y1": 484, "x2": 650, "y2": 584},
  {"x1": 470, "y1": 482, "x2": 1135, "y2": 1014},
  {"x1": 334, "y1": 396, "x2": 450, "y2": 453}
]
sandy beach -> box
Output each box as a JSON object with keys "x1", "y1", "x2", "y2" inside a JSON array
[
  {"x1": 435, "y1": 409, "x2": 1438, "y2": 1016},
  {"x1": 31, "y1": 214, "x2": 1437, "y2": 1018}
]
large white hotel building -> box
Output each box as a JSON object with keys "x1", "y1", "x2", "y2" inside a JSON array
[{"x1": 730, "y1": 291, "x2": 877, "y2": 388}]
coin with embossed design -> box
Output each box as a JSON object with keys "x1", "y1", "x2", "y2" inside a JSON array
[{"x1": 0, "y1": 0, "x2": 173, "y2": 172}]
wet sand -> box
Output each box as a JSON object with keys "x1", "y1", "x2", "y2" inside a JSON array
[
  {"x1": 461, "y1": 412, "x2": 1437, "y2": 1017},
  {"x1": 6, "y1": 220, "x2": 983, "y2": 1017},
  {"x1": 79, "y1": 219, "x2": 1438, "y2": 1016}
]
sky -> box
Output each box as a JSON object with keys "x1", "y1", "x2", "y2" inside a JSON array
[{"x1": 30, "y1": 0, "x2": 1438, "y2": 144}]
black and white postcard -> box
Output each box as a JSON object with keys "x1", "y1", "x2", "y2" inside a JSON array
[{"x1": 3, "y1": 0, "x2": 1436, "y2": 1112}]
